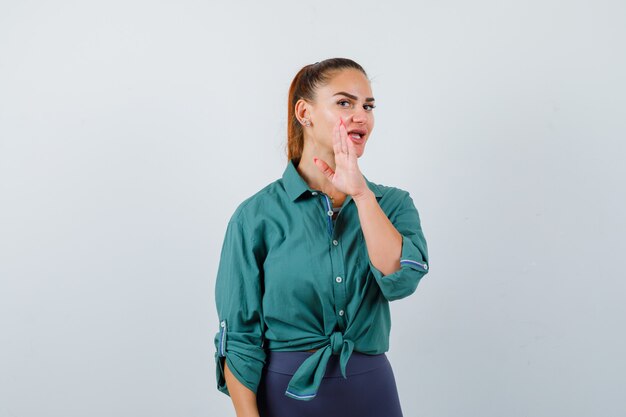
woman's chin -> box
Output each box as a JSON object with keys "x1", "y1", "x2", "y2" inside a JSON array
[{"x1": 354, "y1": 143, "x2": 366, "y2": 157}]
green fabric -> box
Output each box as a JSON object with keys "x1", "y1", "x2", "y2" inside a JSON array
[{"x1": 214, "y1": 158, "x2": 430, "y2": 401}]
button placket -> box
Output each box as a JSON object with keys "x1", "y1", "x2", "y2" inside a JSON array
[
  {"x1": 319, "y1": 193, "x2": 334, "y2": 237},
  {"x1": 328, "y1": 217, "x2": 348, "y2": 330},
  {"x1": 316, "y1": 190, "x2": 348, "y2": 329}
]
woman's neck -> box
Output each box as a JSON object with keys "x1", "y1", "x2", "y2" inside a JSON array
[{"x1": 296, "y1": 148, "x2": 346, "y2": 205}]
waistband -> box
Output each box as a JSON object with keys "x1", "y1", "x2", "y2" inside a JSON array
[{"x1": 265, "y1": 350, "x2": 388, "y2": 378}]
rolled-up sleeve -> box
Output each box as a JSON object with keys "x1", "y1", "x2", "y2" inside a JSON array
[
  {"x1": 213, "y1": 215, "x2": 266, "y2": 396},
  {"x1": 369, "y1": 191, "x2": 430, "y2": 301}
]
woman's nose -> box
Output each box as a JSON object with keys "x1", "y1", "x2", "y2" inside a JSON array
[{"x1": 350, "y1": 108, "x2": 368, "y2": 124}]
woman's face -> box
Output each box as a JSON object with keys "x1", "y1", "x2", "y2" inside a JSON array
[{"x1": 303, "y1": 68, "x2": 375, "y2": 158}]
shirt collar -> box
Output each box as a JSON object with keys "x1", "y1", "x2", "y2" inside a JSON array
[{"x1": 282, "y1": 158, "x2": 383, "y2": 202}]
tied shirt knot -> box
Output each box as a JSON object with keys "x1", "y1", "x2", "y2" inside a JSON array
[{"x1": 284, "y1": 331, "x2": 355, "y2": 401}]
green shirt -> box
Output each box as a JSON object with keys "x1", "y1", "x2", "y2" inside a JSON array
[{"x1": 213, "y1": 159, "x2": 430, "y2": 401}]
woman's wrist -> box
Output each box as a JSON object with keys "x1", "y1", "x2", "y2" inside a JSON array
[{"x1": 352, "y1": 188, "x2": 375, "y2": 205}]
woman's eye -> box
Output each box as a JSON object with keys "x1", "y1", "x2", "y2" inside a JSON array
[{"x1": 337, "y1": 100, "x2": 375, "y2": 110}]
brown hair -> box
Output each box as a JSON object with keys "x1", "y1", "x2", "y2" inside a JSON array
[{"x1": 286, "y1": 58, "x2": 368, "y2": 163}]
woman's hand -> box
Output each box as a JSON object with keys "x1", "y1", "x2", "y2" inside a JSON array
[{"x1": 313, "y1": 117, "x2": 370, "y2": 199}]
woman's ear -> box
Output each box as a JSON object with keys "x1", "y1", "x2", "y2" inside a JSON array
[{"x1": 295, "y1": 98, "x2": 311, "y2": 124}]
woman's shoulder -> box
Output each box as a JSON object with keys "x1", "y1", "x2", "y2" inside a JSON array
[
  {"x1": 366, "y1": 179, "x2": 413, "y2": 203},
  {"x1": 365, "y1": 179, "x2": 423, "y2": 216},
  {"x1": 226, "y1": 179, "x2": 284, "y2": 225}
]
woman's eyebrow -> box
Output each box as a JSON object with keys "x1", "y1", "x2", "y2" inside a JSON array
[{"x1": 333, "y1": 91, "x2": 375, "y2": 102}]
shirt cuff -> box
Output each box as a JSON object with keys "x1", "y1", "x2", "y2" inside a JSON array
[
  {"x1": 369, "y1": 234, "x2": 429, "y2": 301},
  {"x1": 214, "y1": 319, "x2": 266, "y2": 396}
]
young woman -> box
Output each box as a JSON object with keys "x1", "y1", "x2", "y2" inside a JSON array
[{"x1": 214, "y1": 58, "x2": 430, "y2": 417}]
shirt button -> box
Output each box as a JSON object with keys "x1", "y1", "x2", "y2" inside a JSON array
[
  {"x1": 424, "y1": 264, "x2": 429, "y2": 270},
  {"x1": 335, "y1": 276, "x2": 342, "y2": 283},
  {"x1": 339, "y1": 310, "x2": 344, "y2": 316},
  {"x1": 312, "y1": 191, "x2": 318, "y2": 195},
  {"x1": 332, "y1": 240, "x2": 338, "y2": 246},
  {"x1": 327, "y1": 210, "x2": 333, "y2": 216},
  {"x1": 220, "y1": 321, "x2": 225, "y2": 327}
]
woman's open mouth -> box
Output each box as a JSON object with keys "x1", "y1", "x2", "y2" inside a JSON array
[{"x1": 348, "y1": 129, "x2": 367, "y2": 143}]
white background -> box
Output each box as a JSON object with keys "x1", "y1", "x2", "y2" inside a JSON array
[{"x1": 1, "y1": 1, "x2": 625, "y2": 416}]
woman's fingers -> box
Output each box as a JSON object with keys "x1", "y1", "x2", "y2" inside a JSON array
[
  {"x1": 346, "y1": 128, "x2": 357, "y2": 161},
  {"x1": 339, "y1": 117, "x2": 348, "y2": 155},
  {"x1": 313, "y1": 157, "x2": 335, "y2": 180},
  {"x1": 332, "y1": 119, "x2": 343, "y2": 156},
  {"x1": 323, "y1": 116, "x2": 363, "y2": 194}
]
